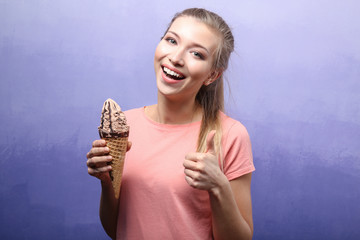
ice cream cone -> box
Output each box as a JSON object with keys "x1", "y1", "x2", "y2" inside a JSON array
[
  {"x1": 102, "y1": 134, "x2": 128, "y2": 199},
  {"x1": 98, "y1": 98, "x2": 130, "y2": 199}
]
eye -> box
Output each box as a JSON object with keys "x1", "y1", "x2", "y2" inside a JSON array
[
  {"x1": 166, "y1": 38, "x2": 177, "y2": 45},
  {"x1": 192, "y1": 51, "x2": 204, "y2": 59}
]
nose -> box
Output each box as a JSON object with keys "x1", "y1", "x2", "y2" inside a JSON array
[{"x1": 168, "y1": 48, "x2": 185, "y2": 66}]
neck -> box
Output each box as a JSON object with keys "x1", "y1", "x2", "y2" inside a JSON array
[{"x1": 147, "y1": 93, "x2": 202, "y2": 124}]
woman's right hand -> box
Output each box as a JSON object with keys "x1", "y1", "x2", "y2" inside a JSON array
[{"x1": 86, "y1": 139, "x2": 132, "y2": 182}]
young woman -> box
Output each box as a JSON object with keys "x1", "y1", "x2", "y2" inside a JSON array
[{"x1": 86, "y1": 8, "x2": 255, "y2": 240}]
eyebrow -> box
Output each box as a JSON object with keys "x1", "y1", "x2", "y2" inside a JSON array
[{"x1": 167, "y1": 31, "x2": 210, "y2": 54}]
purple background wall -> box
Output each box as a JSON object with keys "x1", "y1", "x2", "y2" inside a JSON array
[{"x1": 1, "y1": 1, "x2": 359, "y2": 239}]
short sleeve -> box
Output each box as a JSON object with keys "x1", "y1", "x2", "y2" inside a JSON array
[{"x1": 221, "y1": 120, "x2": 255, "y2": 181}]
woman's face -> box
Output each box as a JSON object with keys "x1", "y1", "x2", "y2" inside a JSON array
[{"x1": 154, "y1": 16, "x2": 220, "y2": 101}]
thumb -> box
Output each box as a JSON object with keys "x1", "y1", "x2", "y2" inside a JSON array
[{"x1": 205, "y1": 130, "x2": 216, "y2": 155}]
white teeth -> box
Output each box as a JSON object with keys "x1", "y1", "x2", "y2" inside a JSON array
[
  {"x1": 170, "y1": 70, "x2": 177, "y2": 77},
  {"x1": 163, "y1": 67, "x2": 181, "y2": 78}
]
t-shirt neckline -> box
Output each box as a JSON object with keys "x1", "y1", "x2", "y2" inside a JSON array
[{"x1": 141, "y1": 106, "x2": 201, "y2": 130}]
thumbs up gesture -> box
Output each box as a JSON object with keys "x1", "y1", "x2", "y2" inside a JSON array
[{"x1": 183, "y1": 130, "x2": 227, "y2": 191}]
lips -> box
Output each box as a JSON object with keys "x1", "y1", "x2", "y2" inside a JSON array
[{"x1": 161, "y1": 64, "x2": 185, "y2": 80}]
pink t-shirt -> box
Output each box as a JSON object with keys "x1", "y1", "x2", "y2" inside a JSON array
[{"x1": 117, "y1": 107, "x2": 255, "y2": 239}]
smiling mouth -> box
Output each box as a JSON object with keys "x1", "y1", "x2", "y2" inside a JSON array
[{"x1": 162, "y1": 66, "x2": 185, "y2": 80}]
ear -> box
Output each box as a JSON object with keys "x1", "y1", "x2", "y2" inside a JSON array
[{"x1": 204, "y1": 69, "x2": 223, "y2": 86}]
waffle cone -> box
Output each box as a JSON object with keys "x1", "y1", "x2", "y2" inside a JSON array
[{"x1": 103, "y1": 136, "x2": 128, "y2": 199}]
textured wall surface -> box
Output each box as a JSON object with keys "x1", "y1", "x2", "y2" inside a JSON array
[{"x1": 1, "y1": 1, "x2": 359, "y2": 239}]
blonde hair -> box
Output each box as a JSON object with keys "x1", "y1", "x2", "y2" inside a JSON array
[{"x1": 167, "y1": 8, "x2": 234, "y2": 164}]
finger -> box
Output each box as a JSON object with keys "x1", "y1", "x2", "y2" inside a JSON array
[
  {"x1": 184, "y1": 174, "x2": 202, "y2": 189},
  {"x1": 88, "y1": 165, "x2": 112, "y2": 176},
  {"x1": 184, "y1": 175, "x2": 196, "y2": 187},
  {"x1": 87, "y1": 160, "x2": 96, "y2": 168},
  {"x1": 184, "y1": 159, "x2": 206, "y2": 173},
  {"x1": 92, "y1": 139, "x2": 107, "y2": 148},
  {"x1": 184, "y1": 168, "x2": 201, "y2": 180},
  {"x1": 88, "y1": 146, "x2": 110, "y2": 158},
  {"x1": 87, "y1": 155, "x2": 112, "y2": 168},
  {"x1": 205, "y1": 130, "x2": 216, "y2": 155},
  {"x1": 185, "y1": 152, "x2": 202, "y2": 162},
  {"x1": 183, "y1": 159, "x2": 197, "y2": 170},
  {"x1": 127, "y1": 141, "x2": 132, "y2": 152},
  {"x1": 184, "y1": 175, "x2": 194, "y2": 187}
]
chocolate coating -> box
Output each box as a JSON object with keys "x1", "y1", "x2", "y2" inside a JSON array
[{"x1": 98, "y1": 98, "x2": 129, "y2": 137}]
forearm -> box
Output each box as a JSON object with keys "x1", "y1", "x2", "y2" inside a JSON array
[
  {"x1": 99, "y1": 180, "x2": 119, "y2": 239},
  {"x1": 209, "y1": 179, "x2": 253, "y2": 240}
]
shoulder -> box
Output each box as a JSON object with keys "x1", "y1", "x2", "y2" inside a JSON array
[
  {"x1": 124, "y1": 107, "x2": 144, "y2": 118},
  {"x1": 220, "y1": 111, "x2": 252, "y2": 157},
  {"x1": 123, "y1": 107, "x2": 145, "y2": 126},
  {"x1": 220, "y1": 112, "x2": 250, "y2": 140},
  {"x1": 219, "y1": 112, "x2": 255, "y2": 179}
]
